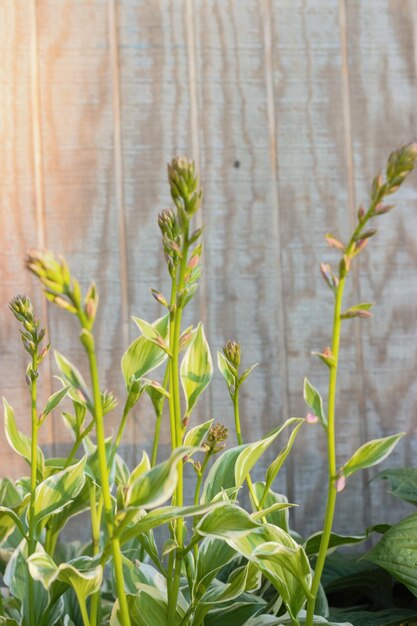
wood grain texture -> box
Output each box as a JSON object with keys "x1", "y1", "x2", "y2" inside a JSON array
[
  {"x1": 345, "y1": 0, "x2": 417, "y2": 526},
  {"x1": 1, "y1": 1, "x2": 417, "y2": 533},
  {"x1": 35, "y1": 0, "x2": 131, "y2": 460},
  {"x1": 118, "y1": 0, "x2": 200, "y2": 465},
  {"x1": 270, "y1": 0, "x2": 367, "y2": 535},
  {"x1": 0, "y1": 1, "x2": 44, "y2": 478},
  {"x1": 193, "y1": 0, "x2": 290, "y2": 504}
]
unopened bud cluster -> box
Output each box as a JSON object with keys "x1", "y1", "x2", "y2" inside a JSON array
[
  {"x1": 158, "y1": 208, "x2": 182, "y2": 277},
  {"x1": 9, "y1": 295, "x2": 49, "y2": 363},
  {"x1": 205, "y1": 423, "x2": 229, "y2": 455},
  {"x1": 26, "y1": 250, "x2": 98, "y2": 328},
  {"x1": 168, "y1": 156, "x2": 203, "y2": 223},
  {"x1": 321, "y1": 144, "x2": 417, "y2": 292},
  {"x1": 223, "y1": 341, "x2": 241, "y2": 369}
]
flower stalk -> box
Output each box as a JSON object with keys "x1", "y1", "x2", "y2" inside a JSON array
[{"x1": 305, "y1": 143, "x2": 417, "y2": 624}]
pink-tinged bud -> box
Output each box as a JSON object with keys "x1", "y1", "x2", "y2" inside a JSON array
[
  {"x1": 151, "y1": 289, "x2": 169, "y2": 308},
  {"x1": 374, "y1": 203, "x2": 395, "y2": 216},
  {"x1": 306, "y1": 412, "x2": 319, "y2": 424},
  {"x1": 359, "y1": 228, "x2": 377, "y2": 240},
  {"x1": 311, "y1": 347, "x2": 335, "y2": 368},
  {"x1": 320, "y1": 263, "x2": 339, "y2": 291},
  {"x1": 335, "y1": 475, "x2": 346, "y2": 492},
  {"x1": 354, "y1": 238, "x2": 369, "y2": 254},
  {"x1": 188, "y1": 254, "x2": 199, "y2": 270},
  {"x1": 325, "y1": 233, "x2": 345, "y2": 250},
  {"x1": 357, "y1": 206, "x2": 365, "y2": 221}
]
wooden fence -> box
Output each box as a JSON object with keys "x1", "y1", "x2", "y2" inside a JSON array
[{"x1": 1, "y1": 0, "x2": 417, "y2": 537}]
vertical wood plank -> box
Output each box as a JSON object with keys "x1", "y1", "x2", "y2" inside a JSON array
[
  {"x1": 270, "y1": 0, "x2": 366, "y2": 535},
  {"x1": 119, "y1": 0, "x2": 197, "y2": 462},
  {"x1": 346, "y1": 0, "x2": 417, "y2": 525},
  {"x1": 0, "y1": 1, "x2": 44, "y2": 477},
  {"x1": 35, "y1": 0, "x2": 130, "y2": 460},
  {"x1": 193, "y1": 0, "x2": 289, "y2": 499}
]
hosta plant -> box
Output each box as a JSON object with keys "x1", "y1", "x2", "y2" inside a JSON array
[{"x1": 0, "y1": 146, "x2": 416, "y2": 626}]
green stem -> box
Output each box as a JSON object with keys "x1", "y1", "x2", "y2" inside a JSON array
[
  {"x1": 28, "y1": 356, "x2": 38, "y2": 626},
  {"x1": 64, "y1": 420, "x2": 95, "y2": 468},
  {"x1": 306, "y1": 277, "x2": 345, "y2": 623},
  {"x1": 167, "y1": 233, "x2": 189, "y2": 622},
  {"x1": 76, "y1": 593, "x2": 92, "y2": 626},
  {"x1": 193, "y1": 454, "x2": 210, "y2": 507},
  {"x1": 151, "y1": 340, "x2": 172, "y2": 466},
  {"x1": 89, "y1": 483, "x2": 100, "y2": 626},
  {"x1": 82, "y1": 335, "x2": 130, "y2": 626},
  {"x1": 305, "y1": 200, "x2": 378, "y2": 625},
  {"x1": 233, "y1": 386, "x2": 260, "y2": 509},
  {"x1": 192, "y1": 453, "x2": 210, "y2": 560}
]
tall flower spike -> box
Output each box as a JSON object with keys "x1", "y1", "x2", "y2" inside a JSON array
[
  {"x1": 167, "y1": 156, "x2": 203, "y2": 222},
  {"x1": 26, "y1": 250, "x2": 81, "y2": 315}
]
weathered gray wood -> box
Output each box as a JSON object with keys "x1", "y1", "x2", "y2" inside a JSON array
[
  {"x1": 0, "y1": 1, "x2": 46, "y2": 478},
  {"x1": 270, "y1": 0, "x2": 367, "y2": 536},
  {"x1": 345, "y1": 0, "x2": 417, "y2": 526},
  {"x1": 34, "y1": 0, "x2": 131, "y2": 461},
  {"x1": 118, "y1": 0, "x2": 199, "y2": 464},
  {"x1": 193, "y1": 0, "x2": 289, "y2": 504},
  {"x1": 1, "y1": 0, "x2": 417, "y2": 533}
]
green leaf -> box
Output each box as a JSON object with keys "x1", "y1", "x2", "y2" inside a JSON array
[
  {"x1": 326, "y1": 609, "x2": 417, "y2": 626},
  {"x1": 304, "y1": 531, "x2": 366, "y2": 558},
  {"x1": 121, "y1": 314, "x2": 169, "y2": 384},
  {"x1": 32, "y1": 456, "x2": 86, "y2": 528},
  {"x1": 180, "y1": 322, "x2": 213, "y2": 418},
  {"x1": 364, "y1": 512, "x2": 417, "y2": 596},
  {"x1": 132, "y1": 316, "x2": 168, "y2": 348},
  {"x1": 341, "y1": 433, "x2": 405, "y2": 479},
  {"x1": 252, "y1": 541, "x2": 312, "y2": 596},
  {"x1": 253, "y1": 483, "x2": 291, "y2": 532},
  {"x1": 193, "y1": 562, "x2": 260, "y2": 625},
  {"x1": 303, "y1": 378, "x2": 327, "y2": 429},
  {"x1": 340, "y1": 302, "x2": 374, "y2": 320},
  {"x1": 196, "y1": 504, "x2": 260, "y2": 538},
  {"x1": 125, "y1": 447, "x2": 196, "y2": 509},
  {"x1": 3, "y1": 398, "x2": 45, "y2": 478},
  {"x1": 184, "y1": 418, "x2": 214, "y2": 447},
  {"x1": 217, "y1": 351, "x2": 235, "y2": 389},
  {"x1": 41, "y1": 386, "x2": 69, "y2": 419},
  {"x1": 238, "y1": 362, "x2": 259, "y2": 385},
  {"x1": 202, "y1": 420, "x2": 298, "y2": 504},
  {"x1": 193, "y1": 537, "x2": 237, "y2": 599},
  {"x1": 264, "y1": 418, "x2": 304, "y2": 488},
  {"x1": 373, "y1": 467, "x2": 417, "y2": 505},
  {"x1": 119, "y1": 502, "x2": 225, "y2": 546},
  {"x1": 123, "y1": 583, "x2": 186, "y2": 626},
  {"x1": 0, "y1": 506, "x2": 27, "y2": 541},
  {"x1": 28, "y1": 550, "x2": 102, "y2": 603},
  {"x1": 4, "y1": 540, "x2": 57, "y2": 626},
  {"x1": 227, "y1": 524, "x2": 312, "y2": 623},
  {"x1": 0, "y1": 479, "x2": 26, "y2": 541},
  {"x1": 205, "y1": 601, "x2": 266, "y2": 626},
  {"x1": 54, "y1": 351, "x2": 93, "y2": 411}
]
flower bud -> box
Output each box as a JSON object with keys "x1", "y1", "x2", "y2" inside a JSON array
[
  {"x1": 205, "y1": 423, "x2": 229, "y2": 454},
  {"x1": 9, "y1": 295, "x2": 34, "y2": 324},
  {"x1": 167, "y1": 156, "x2": 203, "y2": 219},
  {"x1": 223, "y1": 340, "x2": 241, "y2": 368},
  {"x1": 386, "y1": 143, "x2": 417, "y2": 192}
]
